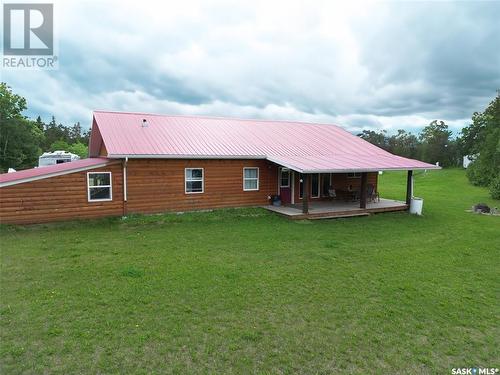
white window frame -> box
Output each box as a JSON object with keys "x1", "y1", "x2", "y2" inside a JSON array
[
  {"x1": 299, "y1": 174, "x2": 304, "y2": 199},
  {"x1": 243, "y1": 167, "x2": 259, "y2": 191},
  {"x1": 185, "y1": 168, "x2": 204, "y2": 194},
  {"x1": 87, "y1": 172, "x2": 113, "y2": 202},
  {"x1": 280, "y1": 168, "x2": 290, "y2": 188}
]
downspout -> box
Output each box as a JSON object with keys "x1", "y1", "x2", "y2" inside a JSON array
[{"x1": 123, "y1": 157, "x2": 128, "y2": 216}]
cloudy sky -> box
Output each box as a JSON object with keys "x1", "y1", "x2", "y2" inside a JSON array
[{"x1": 3, "y1": 0, "x2": 500, "y2": 134}]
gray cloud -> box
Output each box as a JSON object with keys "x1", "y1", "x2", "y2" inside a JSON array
[{"x1": 3, "y1": 0, "x2": 499, "y2": 133}]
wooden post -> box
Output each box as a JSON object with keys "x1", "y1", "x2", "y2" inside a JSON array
[
  {"x1": 359, "y1": 172, "x2": 368, "y2": 209},
  {"x1": 406, "y1": 170, "x2": 413, "y2": 206},
  {"x1": 302, "y1": 174, "x2": 309, "y2": 214}
]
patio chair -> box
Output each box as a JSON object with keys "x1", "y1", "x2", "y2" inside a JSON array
[
  {"x1": 328, "y1": 186, "x2": 337, "y2": 200},
  {"x1": 367, "y1": 184, "x2": 380, "y2": 202}
]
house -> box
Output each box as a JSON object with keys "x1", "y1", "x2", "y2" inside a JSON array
[{"x1": 0, "y1": 111, "x2": 439, "y2": 224}]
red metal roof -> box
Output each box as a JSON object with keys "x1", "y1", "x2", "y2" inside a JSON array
[
  {"x1": 0, "y1": 158, "x2": 113, "y2": 187},
  {"x1": 91, "y1": 111, "x2": 438, "y2": 172}
]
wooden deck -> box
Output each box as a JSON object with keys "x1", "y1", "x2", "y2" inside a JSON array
[{"x1": 263, "y1": 198, "x2": 408, "y2": 220}]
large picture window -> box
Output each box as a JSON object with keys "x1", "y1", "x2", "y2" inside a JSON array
[
  {"x1": 87, "y1": 172, "x2": 112, "y2": 202},
  {"x1": 185, "y1": 168, "x2": 204, "y2": 193},
  {"x1": 243, "y1": 167, "x2": 259, "y2": 191}
]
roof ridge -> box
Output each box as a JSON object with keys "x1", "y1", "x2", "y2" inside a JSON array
[{"x1": 92, "y1": 110, "x2": 345, "y2": 129}]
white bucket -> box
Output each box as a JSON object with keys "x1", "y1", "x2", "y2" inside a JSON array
[{"x1": 410, "y1": 197, "x2": 424, "y2": 215}]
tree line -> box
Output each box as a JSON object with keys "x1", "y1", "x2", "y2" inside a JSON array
[
  {"x1": 459, "y1": 94, "x2": 499, "y2": 199},
  {"x1": 0, "y1": 82, "x2": 89, "y2": 172},
  {"x1": 357, "y1": 93, "x2": 499, "y2": 199},
  {"x1": 357, "y1": 121, "x2": 460, "y2": 168}
]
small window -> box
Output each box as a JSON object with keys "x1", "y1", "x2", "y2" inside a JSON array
[
  {"x1": 87, "y1": 172, "x2": 112, "y2": 202},
  {"x1": 185, "y1": 168, "x2": 204, "y2": 194},
  {"x1": 243, "y1": 167, "x2": 259, "y2": 191},
  {"x1": 280, "y1": 169, "x2": 290, "y2": 187},
  {"x1": 347, "y1": 172, "x2": 362, "y2": 178}
]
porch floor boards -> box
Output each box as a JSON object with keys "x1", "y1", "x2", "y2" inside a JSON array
[{"x1": 263, "y1": 198, "x2": 408, "y2": 220}]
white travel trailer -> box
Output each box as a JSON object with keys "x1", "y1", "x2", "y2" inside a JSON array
[{"x1": 38, "y1": 151, "x2": 80, "y2": 167}]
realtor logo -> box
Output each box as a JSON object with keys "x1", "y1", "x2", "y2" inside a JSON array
[
  {"x1": 3, "y1": 3, "x2": 53, "y2": 55},
  {"x1": 2, "y1": 3, "x2": 57, "y2": 69}
]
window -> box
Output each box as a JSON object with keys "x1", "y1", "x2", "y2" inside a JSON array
[
  {"x1": 280, "y1": 169, "x2": 290, "y2": 187},
  {"x1": 347, "y1": 172, "x2": 362, "y2": 178},
  {"x1": 185, "y1": 168, "x2": 204, "y2": 193},
  {"x1": 321, "y1": 173, "x2": 331, "y2": 197},
  {"x1": 311, "y1": 173, "x2": 320, "y2": 198},
  {"x1": 243, "y1": 167, "x2": 259, "y2": 191},
  {"x1": 87, "y1": 172, "x2": 112, "y2": 201},
  {"x1": 299, "y1": 173, "x2": 304, "y2": 198}
]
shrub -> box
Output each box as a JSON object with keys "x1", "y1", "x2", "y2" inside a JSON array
[
  {"x1": 489, "y1": 176, "x2": 500, "y2": 200},
  {"x1": 466, "y1": 160, "x2": 492, "y2": 187}
]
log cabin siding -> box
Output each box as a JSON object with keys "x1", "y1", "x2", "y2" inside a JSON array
[
  {"x1": 125, "y1": 159, "x2": 279, "y2": 214},
  {"x1": 0, "y1": 158, "x2": 280, "y2": 224},
  {"x1": 0, "y1": 163, "x2": 124, "y2": 224},
  {"x1": 0, "y1": 157, "x2": 381, "y2": 224}
]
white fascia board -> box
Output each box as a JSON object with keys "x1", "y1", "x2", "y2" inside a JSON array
[
  {"x1": 301, "y1": 166, "x2": 442, "y2": 173},
  {"x1": 0, "y1": 162, "x2": 119, "y2": 188}
]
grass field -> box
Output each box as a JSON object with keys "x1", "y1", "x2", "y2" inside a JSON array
[{"x1": 0, "y1": 169, "x2": 498, "y2": 374}]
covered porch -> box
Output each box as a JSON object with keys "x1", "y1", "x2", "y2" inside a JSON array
[{"x1": 265, "y1": 168, "x2": 415, "y2": 219}]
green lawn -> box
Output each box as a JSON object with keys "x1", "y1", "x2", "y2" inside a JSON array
[{"x1": 1, "y1": 169, "x2": 499, "y2": 374}]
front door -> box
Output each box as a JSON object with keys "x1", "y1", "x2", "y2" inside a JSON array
[{"x1": 279, "y1": 168, "x2": 291, "y2": 204}]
